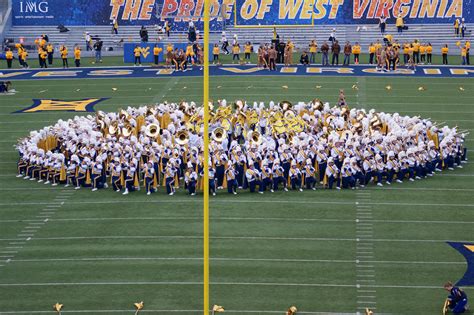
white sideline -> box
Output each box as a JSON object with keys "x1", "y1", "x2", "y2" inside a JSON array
[{"x1": 0, "y1": 235, "x2": 470, "y2": 243}]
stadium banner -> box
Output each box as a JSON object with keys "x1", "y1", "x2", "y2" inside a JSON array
[
  {"x1": 11, "y1": 0, "x2": 231, "y2": 30},
  {"x1": 234, "y1": 0, "x2": 472, "y2": 25}
]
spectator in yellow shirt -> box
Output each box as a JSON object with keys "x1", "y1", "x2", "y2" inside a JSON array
[
  {"x1": 441, "y1": 44, "x2": 449, "y2": 65},
  {"x1": 426, "y1": 43, "x2": 433, "y2": 64},
  {"x1": 244, "y1": 42, "x2": 252, "y2": 64},
  {"x1": 461, "y1": 46, "x2": 467, "y2": 65},
  {"x1": 412, "y1": 40, "x2": 420, "y2": 64},
  {"x1": 402, "y1": 43, "x2": 410, "y2": 65},
  {"x1": 5, "y1": 48, "x2": 13, "y2": 69},
  {"x1": 153, "y1": 44, "x2": 163, "y2": 65},
  {"x1": 39, "y1": 49, "x2": 48, "y2": 68},
  {"x1": 212, "y1": 44, "x2": 220, "y2": 64},
  {"x1": 419, "y1": 44, "x2": 426, "y2": 64},
  {"x1": 20, "y1": 49, "x2": 28, "y2": 68},
  {"x1": 133, "y1": 45, "x2": 141, "y2": 66},
  {"x1": 232, "y1": 44, "x2": 240, "y2": 63},
  {"x1": 74, "y1": 46, "x2": 81, "y2": 67},
  {"x1": 60, "y1": 45, "x2": 68, "y2": 68},
  {"x1": 352, "y1": 42, "x2": 361, "y2": 64},
  {"x1": 309, "y1": 40, "x2": 318, "y2": 64},
  {"x1": 185, "y1": 44, "x2": 195, "y2": 66},
  {"x1": 396, "y1": 14, "x2": 404, "y2": 33},
  {"x1": 368, "y1": 43, "x2": 376, "y2": 64},
  {"x1": 46, "y1": 43, "x2": 54, "y2": 65}
]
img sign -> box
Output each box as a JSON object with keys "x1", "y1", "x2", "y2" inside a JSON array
[{"x1": 18, "y1": 0, "x2": 49, "y2": 13}]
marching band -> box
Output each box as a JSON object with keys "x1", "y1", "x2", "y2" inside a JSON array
[{"x1": 15, "y1": 97, "x2": 467, "y2": 195}]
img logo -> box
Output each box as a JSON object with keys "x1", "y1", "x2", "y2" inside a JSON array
[{"x1": 19, "y1": 0, "x2": 49, "y2": 13}]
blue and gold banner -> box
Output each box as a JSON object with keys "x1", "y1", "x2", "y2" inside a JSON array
[
  {"x1": 234, "y1": 0, "x2": 472, "y2": 25},
  {"x1": 11, "y1": 0, "x2": 472, "y2": 28}
]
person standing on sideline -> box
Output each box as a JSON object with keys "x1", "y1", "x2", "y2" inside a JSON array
[
  {"x1": 134, "y1": 45, "x2": 141, "y2": 66},
  {"x1": 328, "y1": 28, "x2": 336, "y2": 43},
  {"x1": 465, "y1": 40, "x2": 470, "y2": 65},
  {"x1": 426, "y1": 42, "x2": 432, "y2": 64},
  {"x1": 343, "y1": 41, "x2": 351, "y2": 65},
  {"x1": 112, "y1": 16, "x2": 118, "y2": 34},
  {"x1": 39, "y1": 48, "x2": 47, "y2": 68},
  {"x1": 74, "y1": 46, "x2": 81, "y2": 67},
  {"x1": 461, "y1": 45, "x2": 467, "y2": 65},
  {"x1": 93, "y1": 39, "x2": 103, "y2": 63},
  {"x1": 60, "y1": 45, "x2": 68, "y2": 68},
  {"x1": 212, "y1": 44, "x2": 220, "y2": 64},
  {"x1": 309, "y1": 40, "x2": 318, "y2": 64},
  {"x1": 379, "y1": 15, "x2": 387, "y2": 34},
  {"x1": 369, "y1": 42, "x2": 375, "y2": 64},
  {"x1": 46, "y1": 42, "x2": 54, "y2": 65},
  {"x1": 352, "y1": 42, "x2": 361, "y2": 64},
  {"x1": 5, "y1": 48, "x2": 13, "y2": 68},
  {"x1": 331, "y1": 40, "x2": 340, "y2": 65},
  {"x1": 396, "y1": 14, "x2": 404, "y2": 33},
  {"x1": 441, "y1": 44, "x2": 449, "y2": 65},
  {"x1": 321, "y1": 41, "x2": 329, "y2": 66},
  {"x1": 268, "y1": 45, "x2": 277, "y2": 70},
  {"x1": 153, "y1": 44, "x2": 162, "y2": 65}
]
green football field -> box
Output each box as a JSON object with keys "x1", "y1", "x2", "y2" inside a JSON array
[{"x1": 0, "y1": 75, "x2": 473, "y2": 314}]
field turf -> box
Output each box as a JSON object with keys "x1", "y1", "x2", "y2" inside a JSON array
[{"x1": 0, "y1": 74, "x2": 473, "y2": 314}]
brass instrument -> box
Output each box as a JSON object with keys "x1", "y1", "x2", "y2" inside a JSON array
[
  {"x1": 212, "y1": 127, "x2": 226, "y2": 142},
  {"x1": 121, "y1": 124, "x2": 133, "y2": 137},
  {"x1": 175, "y1": 130, "x2": 189, "y2": 145},
  {"x1": 119, "y1": 109, "x2": 131, "y2": 121},
  {"x1": 108, "y1": 121, "x2": 119, "y2": 135},
  {"x1": 250, "y1": 131, "x2": 262, "y2": 146},
  {"x1": 145, "y1": 123, "x2": 160, "y2": 138}
]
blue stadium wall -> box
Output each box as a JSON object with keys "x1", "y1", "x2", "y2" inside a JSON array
[{"x1": 11, "y1": 0, "x2": 473, "y2": 29}]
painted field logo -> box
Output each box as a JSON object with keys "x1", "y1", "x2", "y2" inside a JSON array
[
  {"x1": 447, "y1": 242, "x2": 474, "y2": 286},
  {"x1": 139, "y1": 47, "x2": 150, "y2": 58},
  {"x1": 14, "y1": 98, "x2": 108, "y2": 113}
]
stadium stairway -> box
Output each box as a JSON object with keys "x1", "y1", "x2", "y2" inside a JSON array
[{"x1": 3, "y1": 23, "x2": 472, "y2": 58}]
